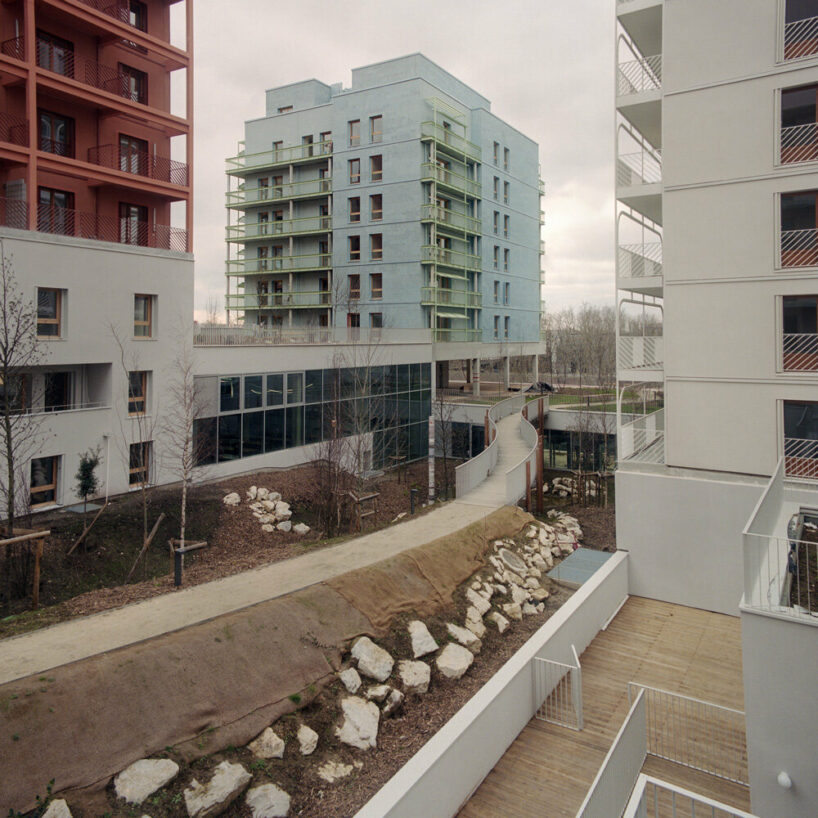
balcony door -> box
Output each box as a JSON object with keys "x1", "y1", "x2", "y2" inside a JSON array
[
  {"x1": 119, "y1": 202, "x2": 148, "y2": 246},
  {"x1": 36, "y1": 31, "x2": 73, "y2": 77},
  {"x1": 784, "y1": 400, "x2": 818, "y2": 478},
  {"x1": 38, "y1": 109, "x2": 73, "y2": 157},
  {"x1": 38, "y1": 187, "x2": 74, "y2": 235},
  {"x1": 783, "y1": 295, "x2": 818, "y2": 370},
  {"x1": 119, "y1": 134, "x2": 148, "y2": 176},
  {"x1": 781, "y1": 191, "x2": 818, "y2": 266},
  {"x1": 782, "y1": 84, "x2": 818, "y2": 163}
]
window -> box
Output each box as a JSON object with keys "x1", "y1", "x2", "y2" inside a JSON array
[
  {"x1": 493, "y1": 176, "x2": 500, "y2": 200},
  {"x1": 504, "y1": 248, "x2": 510, "y2": 271},
  {"x1": 36, "y1": 31, "x2": 73, "y2": 77},
  {"x1": 370, "y1": 115, "x2": 383, "y2": 143},
  {"x1": 349, "y1": 235, "x2": 361, "y2": 261},
  {"x1": 277, "y1": 106, "x2": 293, "y2": 114},
  {"x1": 493, "y1": 211, "x2": 499, "y2": 234},
  {"x1": 38, "y1": 109, "x2": 74, "y2": 157},
  {"x1": 319, "y1": 131, "x2": 332, "y2": 153},
  {"x1": 37, "y1": 288, "x2": 62, "y2": 337},
  {"x1": 44, "y1": 371, "x2": 72, "y2": 411},
  {"x1": 349, "y1": 119, "x2": 360, "y2": 146},
  {"x1": 119, "y1": 202, "x2": 148, "y2": 246},
  {"x1": 370, "y1": 155, "x2": 382, "y2": 181},
  {"x1": 370, "y1": 233, "x2": 383, "y2": 260},
  {"x1": 785, "y1": 0, "x2": 818, "y2": 59},
  {"x1": 119, "y1": 134, "x2": 148, "y2": 175},
  {"x1": 129, "y1": 441, "x2": 151, "y2": 487},
  {"x1": 347, "y1": 312, "x2": 361, "y2": 328},
  {"x1": 244, "y1": 375, "x2": 263, "y2": 409},
  {"x1": 273, "y1": 141, "x2": 284, "y2": 161},
  {"x1": 493, "y1": 246, "x2": 500, "y2": 270},
  {"x1": 128, "y1": 0, "x2": 147, "y2": 32},
  {"x1": 370, "y1": 273, "x2": 383, "y2": 299},
  {"x1": 504, "y1": 147, "x2": 510, "y2": 171},
  {"x1": 319, "y1": 166, "x2": 330, "y2": 191},
  {"x1": 349, "y1": 196, "x2": 360, "y2": 222},
  {"x1": 220, "y1": 376, "x2": 240, "y2": 411},
  {"x1": 494, "y1": 315, "x2": 500, "y2": 339},
  {"x1": 493, "y1": 281, "x2": 499, "y2": 303},
  {"x1": 504, "y1": 316, "x2": 510, "y2": 339},
  {"x1": 504, "y1": 214, "x2": 510, "y2": 237},
  {"x1": 134, "y1": 294, "x2": 153, "y2": 337},
  {"x1": 266, "y1": 374, "x2": 284, "y2": 406},
  {"x1": 781, "y1": 191, "x2": 818, "y2": 266},
  {"x1": 370, "y1": 194, "x2": 383, "y2": 220},
  {"x1": 493, "y1": 141, "x2": 499, "y2": 165},
  {"x1": 0, "y1": 373, "x2": 28, "y2": 412},
  {"x1": 119, "y1": 63, "x2": 147, "y2": 104},
  {"x1": 783, "y1": 400, "x2": 818, "y2": 477},
  {"x1": 349, "y1": 274, "x2": 360, "y2": 300},
  {"x1": 504, "y1": 282, "x2": 510, "y2": 305},
  {"x1": 273, "y1": 174, "x2": 284, "y2": 196},
  {"x1": 286, "y1": 373, "x2": 303, "y2": 404},
  {"x1": 302, "y1": 134, "x2": 313, "y2": 157},
  {"x1": 349, "y1": 158, "x2": 361, "y2": 184},
  {"x1": 783, "y1": 295, "x2": 818, "y2": 370},
  {"x1": 504, "y1": 181, "x2": 510, "y2": 204},
  {"x1": 128, "y1": 371, "x2": 147, "y2": 414},
  {"x1": 370, "y1": 312, "x2": 383, "y2": 328},
  {"x1": 30, "y1": 456, "x2": 58, "y2": 506}
]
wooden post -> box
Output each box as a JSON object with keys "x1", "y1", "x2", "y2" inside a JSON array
[
  {"x1": 536, "y1": 434, "x2": 544, "y2": 514},
  {"x1": 525, "y1": 461, "x2": 531, "y2": 512},
  {"x1": 32, "y1": 536, "x2": 43, "y2": 609}
]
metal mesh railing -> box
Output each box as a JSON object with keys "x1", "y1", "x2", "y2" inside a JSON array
[
  {"x1": 780, "y1": 228, "x2": 818, "y2": 268},
  {"x1": 783, "y1": 332, "x2": 818, "y2": 371},
  {"x1": 87, "y1": 144, "x2": 188, "y2": 186},
  {"x1": 784, "y1": 436, "x2": 818, "y2": 479},
  {"x1": 618, "y1": 242, "x2": 663, "y2": 277},
  {"x1": 617, "y1": 151, "x2": 662, "y2": 186},
  {"x1": 780, "y1": 122, "x2": 818, "y2": 164},
  {"x1": 620, "y1": 410, "x2": 665, "y2": 464},
  {"x1": 785, "y1": 14, "x2": 818, "y2": 60},
  {"x1": 623, "y1": 775, "x2": 760, "y2": 818},
  {"x1": 0, "y1": 112, "x2": 28, "y2": 147},
  {"x1": 628, "y1": 683, "x2": 748, "y2": 785},
  {"x1": 0, "y1": 196, "x2": 28, "y2": 230},
  {"x1": 1, "y1": 36, "x2": 24, "y2": 60},
  {"x1": 618, "y1": 55, "x2": 662, "y2": 96}
]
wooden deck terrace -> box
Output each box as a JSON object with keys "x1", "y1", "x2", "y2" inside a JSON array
[{"x1": 458, "y1": 596, "x2": 750, "y2": 818}]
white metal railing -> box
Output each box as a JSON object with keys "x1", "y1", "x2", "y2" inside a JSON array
[
  {"x1": 784, "y1": 14, "x2": 818, "y2": 60},
  {"x1": 533, "y1": 645, "x2": 582, "y2": 730},
  {"x1": 627, "y1": 683, "x2": 748, "y2": 785},
  {"x1": 784, "y1": 436, "x2": 818, "y2": 479},
  {"x1": 780, "y1": 227, "x2": 818, "y2": 268},
  {"x1": 504, "y1": 401, "x2": 542, "y2": 505},
  {"x1": 622, "y1": 775, "x2": 759, "y2": 818},
  {"x1": 193, "y1": 325, "x2": 432, "y2": 347},
  {"x1": 29, "y1": 401, "x2": 109, "y2": 417},
  {"x1": 782, "y1": 332, "x2": 818, "y2": 370},
  {"x1": 576, "y1": 689, "x2": 647, "y2": 818},
  {"x1": 619, "y1": 410, "x2": 664, "y2": 464},
  {"x1": 619, "y1": 336, "x2": 664, "y2": 370},
  {"x1": 780, "y1": 122, "x2": 818, "y2": 164},
  {"x1": 617, "y1": 150, "x2": 662, "y2": 187},
  {"x1": 618, "y1": 54, "x2": 662, "y2": 96},
  {"x1": 618, "y1": 242, "x2": 663, "y2": 278}
]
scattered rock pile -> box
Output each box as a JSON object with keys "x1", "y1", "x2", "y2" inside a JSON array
[
  {"x1": 544, "y1": 476, "x2": 598, "y2": 500},
  {"x1": 222, "y1": 486, "x2": 311, "y2": 536}
]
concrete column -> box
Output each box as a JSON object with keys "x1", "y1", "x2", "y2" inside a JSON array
[
  {"x1": 503, "y1": 356, "x2": 510, "y2": 389},
  {"x1": 473, "y1": 358, "x2": 481, "y2": 397}
]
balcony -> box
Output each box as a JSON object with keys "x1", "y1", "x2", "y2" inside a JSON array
[
  {"x1": 432, "y1": 327, "x2": 482, "y2": 343},
  {"x1": 784, "y1": 437, "x2": 818, "y2": 480},
  {"x1": 617, "y1": 54, "x2": 662, "y2": 97},
  {"x1": 780, "y1": 228, "x2": 818, "y2": 268},
  {"x1": 194, "y1": 325, "x2": 431, "y2": 347},
  {"x1": 0, "y1": 196, "x2": 28, "y2": 230},
  {"x1": 421, "y1": 162, "x2": 481, "y2": 198},
  {"x1": 780, "y1": 122, "x2": 818, "y2": 165},
  {"x1": 1, "y1": 36, "x2": 24, "y2": 61},
  {"x1": 35, "y1": 203, "x2": 187, "y2": 252},
  {"x1": 226, "y1": 253, "x2": 332, "y2": 277},
  {"x1": 226, "y1": 141, "x2": 333, "y2": 175},
  {"x1": 421, "y1": 286, "x2": 482, "y2": 309},
  {"x1": 420, "y1": 203, "x2": 480, "y2": 234},
  {"x1": 226, "y1": 177, "x2": 332, "y2": 208},
  {"x1": 618, "y1": 335, "x2": 663, "y2": 375},
  {"x1": 0, "y1": 112, "x2": 28, "y2": 147},
  {"x1": 226, "y1": 291, "x2": 331, "y2": 310},
  {"x1": 619, "y1": 410, "x2": 664, "y2": 464},
  {"x1": 421, "y1": 244, "x2": 480, "y2": 271},
  {"x1": 784, "y1": 13, "x2": 818, "y2": 60},
  {"x1": 617, "y1": 150, "x2": 662, "y2": 224},
  {"x1": 420, "y1": 121, "x2": 481, "y2": 161},
  {"x1": 226, "y1": 215, "x2": 331, "y2": 243},
  {"x1": 617, "y1": 242, "x2": 663, "y2": 296},
  {"x1": 87, "y1": 144, "x2": 189, "y2": 186}
]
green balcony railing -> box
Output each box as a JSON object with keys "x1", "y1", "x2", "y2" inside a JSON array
[
  {"x1": 226, "y1": 177, "x2": 332, "y2": 208},
  {"x1": 433, "y1": 327, "x2": 482, "y2": 343},
  {"x1": 420, "y1": 203, "x2": 481, "y2": 234},
  {"x1": 226, "y1": 254, "x2": 332, "y2": 276},
  {"x1": 421, "y1": 162, "x2": 481, "y2": 198},
  {"x1": 226, "y1": 140, "x2": 333, "y2": 174},
  {"x1": 226, "y1": 214, "x2": 331, "y2": 242},
  {"x1": 420, "y1": 121, "x2": 481, "y2": 161},
  {"x1": 226, "y1": 291, "x2": 332, "y2": 310},
  {"x1": 421, "y1": 286, "x2": 482, "y2": 309},
  {"x1": 421, "y1": 244, "x2": 481, "y2": 271}
]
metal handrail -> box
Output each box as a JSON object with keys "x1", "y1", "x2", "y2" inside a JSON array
[
  {"x1": 780, "y1": 121, "x2": 818, "y2": 164},
  {"x1": 226, "y1": 177, "x2": 332, "y2": 206},
  {"x1": 226, "y1": 214, "x2": 331, "y2": 241},
  {"x1": 784, "y1": 436, "x2": 818, "y2": 479},
  {"x1": 618, "y1": 336, "x2": 664, "y2": 370},
  {"x1": 618, "y1": 242, "x2": 663, "y2": 278},
  {"x1": 420, "y1": 121, "x2": 481, "y2": 159},
  {"x1": 420, "y1": 286, "x2": 481, "y2": 308},
  {"x1": 421, "y1": 162, "x2": 481, "y2": 197},
  {"x1": 87, "y1": 144, "x2": 189, "y2": 186},
  {"x1": 226, "y1": 140, "x2": 333, "y2": 173},
  {"x1": 622, "y1": 775, "x2": 760, "y2": 818},
  {"x1": 618, "y1": 54, "x2": 662, "y2": 95},
  {"x1": 420, "y1": 203, "x2": 481, "y2": 233},
  {"x1": 784, "y1": 14, "x2": 818, "y2": 60},
  {"x1": 1, "y1": 36, "x2": 24, "y2": 60},
  {"x1": 432, "y1": 327, "x2": 482, "y2": 342},
  {"x1": 0, "y1": 196, "x2": 28, "y2": 230},
  {"x1": 782, "y1": 332, "x2": 818, "y2": 370},
  {"x1": 225, "y1": 291, "x2": 331, "y2": 309},
  {"x1": 421, "y1": 244, "x2": 481, "y2": 270},
  {"x1": 619, "y1": 410, "x2": 665, "y2": 464},
  {"x1": 780, "y1": 227, "x2": 818, "y2": 267},
  {"x1": 193, "y1": 325, "x2": 431, "y2": 347},
  {"x1": 617, "y1": 150, "x2": 662, "y2": 186},
  {"x1": 226, "y1": 254, "x2": 332, "y2": 275},
  {"x1": 0, "y1": 112, "x2": 28, "y2": 147}
]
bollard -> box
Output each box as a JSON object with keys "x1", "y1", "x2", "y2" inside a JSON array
[{"x1": 410, "y1": 487, "x2": 419, "y2": 514}]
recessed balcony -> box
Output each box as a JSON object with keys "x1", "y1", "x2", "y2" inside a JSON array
[
  {"x1": 420, "y1": 163, "x2": 481, "y2": 198},
  {"x1": 617, "y1": 242, "x2": 663, "y2": 296},
  {"x1": 226, "y1": 254, "x2": 332, "y2": 277},
  {"x1": 226, "y1": 215, "x2": 331, "y2": 243},
  {"x1": 226, "y1": 178, "x2": 331, "y2": 208},
  {"x1": 226, "y1": 291, "x2": 331, "y2": 311},
  {"x1": 420, "y1": 121, "x2": 481, "y2": 162},
  {"x1": 619, "y1": 409, "x2": 665, "y2": 464},
  {"x1": 226, "y1": 141, "x2": 332, "y2": 176},
  {"x1": 784, "y1": 13, "x2": 818, "y2": 60},
  {"x1": 616, "y1": 150, "x2": 662, "y2": 224},
  {"x1": 618, "y1": 335, "x2": 664, "y2": 380},
  {"x1": 780, "y1": 122, "x2": 818, "y2": 165},
  {"x1": 420, "y1": 286, "x2": 481, "y2": 309},
  {"x1": 420, "y1": 203, "x2": 480, "y2": 235},
  {"x1": 1, "y1": 36, "x2": 24, "y2": 61},
  {"x1": 0, "y1": 196, "x2": 28, "y2": 230},
  {"x1": 0, "y1": 112, "x2": 28, "y2": 147},
  {"x1": 87, "y1": 144, "x2": 189, "y2": 186},
  {"x1": 421, "y1": 244, "x2": 480, "y2": 272},
  {"x1": 432, "y1": 327, "x2": 482, "y2": 343}
]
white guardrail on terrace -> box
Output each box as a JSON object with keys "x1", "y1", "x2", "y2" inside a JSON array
[
  {"x1": 618, "y1": 336, "x2": 663, "y2": 370},
  {"x1": 617, "y1": 150, "x2": 662, "y2": 187},
  {"x1": 504, "y1": 400, "x2": 542, "y2": 505},
  {"x1": 622, "y1": 775, "x2": 759, "y2": 818},
  {"x1": 619, "y1": 410, "x2": 664, "y2": 464},
  {"x1": 784, "y1": 14, "x2": 818, "y2": 60},
  {"x1": 533, "y1": 644, "x2": 582, "y2": 730},
  {"x1": 618, "y1": 242, "x2": 663, "y2": 278},
  {"x1": 576, "y1": 689, "x2": 647, "y2": 818},
  {"x1": 618, "y1": 54, "x2": 662, "y2": 96},
  {"x1": 193, "y1": 325, "x2": 432, "y2": 347}
]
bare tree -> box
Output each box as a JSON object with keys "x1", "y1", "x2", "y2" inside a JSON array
[
  {"x1": 433, "y1": 393, "x2": 456, "y2": 500},
  {"x1": 203, "y1": 296, "x2": 223, "y2": 326}
]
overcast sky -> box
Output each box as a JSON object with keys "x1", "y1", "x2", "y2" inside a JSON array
[{"x1": 187, "y1": 0, "x2": 615, "y2": 320}]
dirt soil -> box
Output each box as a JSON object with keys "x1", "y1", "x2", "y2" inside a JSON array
[{"x1": 0, "y1": 460, "x2": 457, "y2": 639}]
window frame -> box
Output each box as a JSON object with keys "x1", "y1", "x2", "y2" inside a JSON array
[
  {"x1": 37, "y1": 287, "x2": 62, "y2": 338},
  {"x1": 370, "y1": 154, "x2": 383, "y2": 182},
  {"x1": 119, "y1": 62, "x2": 147, "y2": 104},
  {"x1": 370, "y1": 233, "x2": 383, "y2": 260},
  {"x1": 349, "y1": 119, "x2": 361, "y2": 147},
  {"x1": 349, "y1": 196, "x2": 361, "y2": 222},
  {"x1": 30, "y1": 455, "x2": 59, "y2": 507},
  {"x1": 349, "y1": 235, "x2": 361, "y2": 262},
  {"x1": 38, "y1": 108, "x2": 74, "y2": 157},
  {"x1": 349, "y1": 158, "x2": 361, "y2": 185},
  {"x1": 128, "y1": 370, "x2": 147, "y2": 415},
  {"x1": 370, "y1": 272, "x2": 383, "y2": 300},
  {"x1": 129, "y1": 440, "x2": 151, "y2": 487},
  {"x1": 348, "y1": 273, "x2": 361, "y2": 300},
  {"x1": 370, "y1": 193, "x2": 383, "y2": 221},
  {"x1": 133, "y1": 293, "x2": 153, "y2": 338},
  {"x1": 370, "y1": 115, "x2": 383, "y2": 143}
]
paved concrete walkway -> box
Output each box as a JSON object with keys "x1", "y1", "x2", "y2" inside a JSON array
[{"x1": 0, "y1": 499, "x2": 497, "y2": 685}]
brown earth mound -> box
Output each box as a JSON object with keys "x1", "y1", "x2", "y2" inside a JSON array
[{"x1": 0, "y1": 506, "x2": 531, "y2": 813}]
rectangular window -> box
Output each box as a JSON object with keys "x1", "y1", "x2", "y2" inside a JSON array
[
  {"x1": 370, "y1": 115, "x2": 383, "y2": 143},
  {"x1": 785, "y1": 0, "x2": 818, "y2": 59},
  {"x1": 504, "y1": 282, "x2": 510, "y2": 305},
  {"x1": 370, "y1": 273, "x2": 383, "y2": 299},
  {"x1": 349, "y1": 119, "x2": 360, "y2": 146},
  {"x1": 266, "y1": 373, "x2": 284, "y2": 406},
  {"x1": 38, "y1": 109, "x2": 74, "y2": 157},
  {"x1": 783, "y1": 295, "x2": 818, "y2": 370},
  {"x1": 302, "y1": 134, "x2": 314, "y2": 157},
  {"x1": 493, "y1": 177, "x2": 499, "y2": 200},
  {"x1": 504, "y1": 181, "x2": 510, "y2": 204},
  {"x1": 286, "y1": 372, "x2": 303, "y2": 404},
  {"x1": 504, "y1": 316, "x2": 510, "y2": 338},
  {"x1": 347, "y1": 312, "x2": 361, "y2": 328},
  {"x1": 349, "y1": 196, "x2": 361, "y2": 222},
  {"x1": 277, "y1": 106, "x2": 292, "y2": 114},
  {"x1": 30, "y1": 455, "x2": 58, "y2": 506},
  {"x1": 220, "y1": 375, "x2": 240, "y2": 412},
  {"x1": 38, "y1": 187, "x2": 74, "y2": 235},
  {"x1": 349, "y1": 158, "x2": 360, "y2": 184},
  {"x1": 319, "y1": 131, "x2": 332, "y2": 153},
  {"x1": 119, "y1": 134, "x2": 148, "y2": 175},
  {"x1": 504, "y1": 214, "x2": 510, "y2": 237},
  {"x1": 349, "y1": 274, "x2": 361, "y2": 300},
  {"x1": 493, "y1": 246, "x2": 499, "y2": 270},
  {"x1": 37, "y1": 287, "x2": 62, "y2": 337},
  {"x1": 370, "y1": 154, "x2": 383, "y2": 181},
  {"x1": 128, "y1": 0, "x2": 147, "y2": 32},
  {"x1": 781, "y1": 191, "x2": 818, "y2": 266},
  {"x1": 349, "y1": 235, "x2": 361, "y2": 261},
  {"x1": 273, "y1": 140, "x2": 284, "y2": 160},
  {"x1": 370, "y1": 194, "x2": 383, "y2": 220},
  {"x1": 134, "y1": 294, "x2": 152, "y2": 337},
  {"x1": 44, "y1": 371, "x2": 71, "y2": 411},
  {"x1": 119, "y1": 202, "x2": 148, "y2": 246},
  {"x1": 370, "y1": 233, "x2": 383, "y2": 260},
  {"x1": 493, "y1": 211, "x2": 499, "y2": 234},
  {"x1": 129, "y1": 441, "x2": 151, "y2": 486},
  {"x1": 36, "y1": 31, "x2": 74, "y2": 77},
  {"x1": 783, "y1": 399, "x2": 818, "y2": 477},
  {"x1": 493, "y1": 280, "x2": 499, "y2": 303},
  {"x1": 494, "y1": 315, "x2": 500, "y2": 339},
  {"x1": 370, "y1": 312, "x2": 383, "y2": 328},
  {"x1": 242, "y1": 411, "x2": 264, "y2": 457},
  {"x1": 128, "y1": 371, "x2": 147, "y2": 415},
  {"x1": 119, "y1": 63, "x2": 147, "y2": 104},
  {"x1": 493, "y1": 141, "x2": 499, "y2": 165},
  {"x1": 504, "y1": 147, "x2": 510, "y2": 171},
  {"x1": 244, "y1": 374, "x2": 263, "y2": 409},
  {"x1": 504, "y1": 248, "x2": 510, "y2": 271}
]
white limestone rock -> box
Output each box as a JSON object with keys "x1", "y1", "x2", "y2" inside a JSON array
[
  {"x1": 248, "y1": 727, "x2": 285, "y2": 759},
  {"x1": 245, "y1": 783, "x2": 291, "y2": 818},
  {"x1": 262, "y1": 524, "x2": 274, "y2": 533},
  {"x1": 274, "y1": 501, "x2": 292, "y2": 521},
  {"x1": 382, "y1": 688, "x2": 405, "y2": 717},
  {"x1": 184, "y1": 761, "x2": 251, "y2": 818},
  {"x1": 494, "y1": 584, "x2": 508, "y2": 595},
  {"x1": 525, "y1": 577, "x2": 540, "y2": 590},
  {"x1": 465, "y1": 588, "x2": 491, "y2": 616},
  {"x1": 222, "y1": 492, "x2": 240, "y2": 506},
  {"x1": 335, "y1": 696, "x2": 380, "y2": 750},
  {"x1": 436, "y1": 643, "x2": 474, "y2": 680},
  {"x1": 551, "y1": 546, "x2": 562, "y2": 557},
  {"x1": 502, "y1": 602, "x2": 523, "y2": 621},
  {"x1": 261, "y1": 500, "x2": 278, "y2": 512},
  {"x1": 246, "y1": 486, "x2": 258, "y2": 501},
  {"x1": 398, "y1": 659, "x2": 431, "y2": 694},
  {"x1": 365, "y1": 684, "x2": 391, "y2": 703},
  {"x1": 470, "y1": 580, "x2": 481, "y2": 590},
  {"x1": 316, "y1": 760, "x2": 355, "y2": 783},
  {"x1": 536, "y1": 602, "x2": 545, "y2": 613},
  {"x1": 42, "y1": 801, "x2": 72, "y2": 818},
  {"x1": 339, "y1": 667, "x2": 362, "y2": 694},
  {"x1": 293, "y1": 523, "x2": 310, "y2": 535},
  {"x1": 510, "y1": 585, "x2": 530, "y2": 605},
  {"x1": 504, "y1": 570, "x2": 525, "y2": 586},
  {"x1": 115, "y1": 758, "x2": 180, "y2": 804},
  {"x1": 531, "y1": 555, "x2": 548, "y2": 572},
  {"x1": 297, "y1": 724, "x2": 319, "y2": 756},
  {"x1": 446, "y1": 622, "x2": 482, "y2": 654},
  {"x1": 408, "y1": 620, "x2": 439, "y2": 658},
  {"x1": 258, "y1": 514, "x2": 273, "y2": 524},
  {"x1": 526, "y1": 526, "x2": 539, "y2": 539},
  {"x1": 527, "y1": 566, "x2": 542, "y2": 579},
  {"x1": 256, "y1": 487, "x2": 270, "y2": 500},
  {"x1": 465, "y1": 606, "x2": 486, "y2": 638},
  {"x1": 276, "y1": 521, "x2": 292, "y2": 533},
  {"x1": 488, "y1": 611, "x2": 510, "y2": 634},
  {"x1": 531, "y1": 587, "x2": 550, "y2": 602},
  {"x1": 268, "y1": 491, "x2": 282, "y2": 503},
  {"x1": 522, "y1": 602, "x2": 538, "y2": 616},
  {"x1": 351, "y1": 636, "x2": 394, "y2": 682}
]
